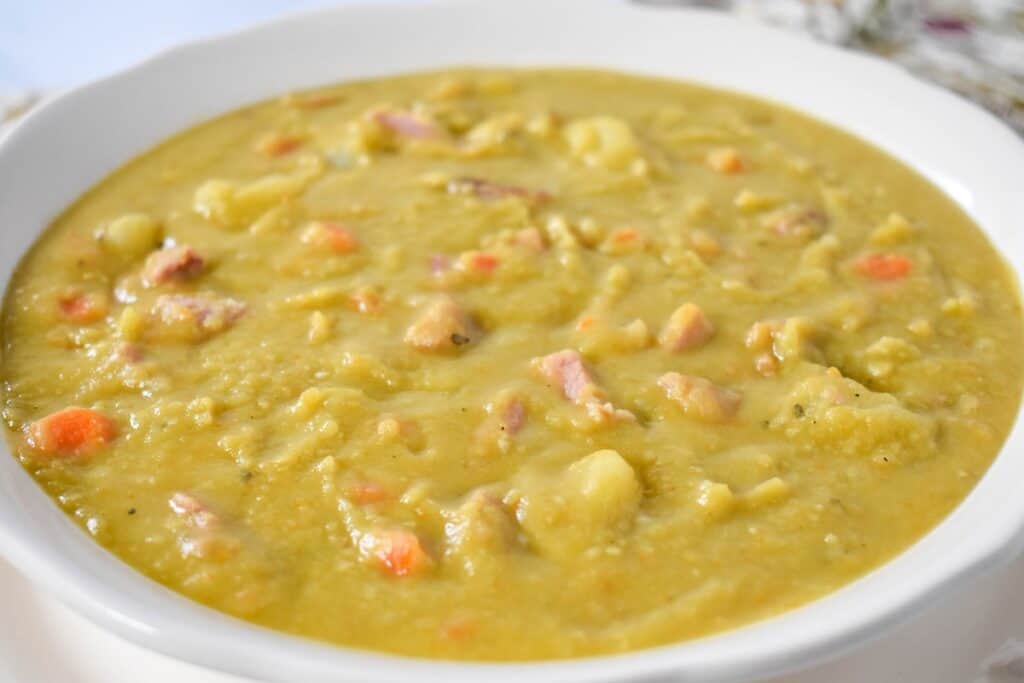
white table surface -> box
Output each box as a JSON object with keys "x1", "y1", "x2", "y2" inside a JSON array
[
  {"x1": 1, "y1": 2, "x2": 1023, "y2": 682},
  {"x1": 0, "y1": 0, "x2": 413, "y2": 93}
]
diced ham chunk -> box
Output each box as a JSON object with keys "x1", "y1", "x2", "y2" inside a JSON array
[
  {"x1": 153, "y1": 293, "x2": 247, "y2": 336},
  {"x1": 537, "y1": 349, "x2": 592, "y2": 402},
  {"x1": 141, "y1": 245, "x2": 204, "y2": 287},
  {"x1": 169, "y1": 492, "x2": 222, "y2": 530},
  {"x1": 113, "y1": 341, "x2": 143, "y2": 364},
  {"x1": 58, "y1": 290, "x2": 108, "y2": 324},
  {"x1": 404, "y1": 295, "x2": 477, "y2": 352},
  {"x1": 167, "y1": 492, "x2": 243, "y2": 561},
  {"x1": 659, "y1": 303, "x2": 715, "y2": 352},
  {"x1": 429, "y1": 254, "x2": 452, "y2": 276},
  {"x1": 447, "y1": 177, "x2": 551, "y2": 205},
  {"x1": 535, "y1": 349, "x2": 634, "y2": 423},
  {"x1": 444, "y1": 489, "x2": 519, "y2": 575},
  {"x1": 658, "y1": 372, "x2": 742, "y2": 422},
  {"x1": 513, "y1": 227, "x2": 546, "y2": 251},
  {"x1": 373, "y1": 110, "x2": 443, "y2": 140},
  {"x1": 475, "y1": 393, "x2": 527, "y2": 455},
  {"x1": 767, "y1": 206, "x2": 827, "y2": 239},
  {"x1": 500, "y1": 399, "x2": 526, "y2": 435}
]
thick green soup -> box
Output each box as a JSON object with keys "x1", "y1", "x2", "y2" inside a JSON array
[{"x1": 2, "y1": 69, "x2": 1021, "y2": 660}]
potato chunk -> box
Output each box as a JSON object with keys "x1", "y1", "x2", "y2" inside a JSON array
[
  {"x1": 514, "y1": 449, "x2": 640, "y2": 560},
  {"x1": 771, "y1": 367, "x2": 937, "y2": 465},
  {"x1": 566, "y1": 449, "x2": 642, "y2": 529},
  {"x1": 564, "y1": 116, "x2": 639, "y2": 170},
  {"x1": 99, "y1": 213, "x2": 162, "y2": 258}
]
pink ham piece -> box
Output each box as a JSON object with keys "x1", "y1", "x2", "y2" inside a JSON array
[
  {"x1": 535, "y1": 349, "x2": 634, "y2": 424},
  {"x1": 373, "y1": 110, "x2": 443, "y2": 140},
  {"x1": 429, "y1": 254, "x2": 452, "y2": 276},
  {"x1": 404, "y1": 295, "x2": 477, "y2": 352},
  {"x1": 513, "y1": 227, "x2": 546, "y2": 251},
  {"x1": 153, "y1": 293, "x2": 247, "y2": 336},
  {"x1": 169, "y1": 492, "x2": 222, "y2": 530},
  {"x1": 474, "y1": 394, "x2": 527, "y2": 455},
  {"x1": 658, "y1": 372, "x2": 741, "y2": 423},
  {"x1": 114, "y1": 341, "x2": 143, "y2": 364},
  {"x1": 500, "y1": 399, "x2": 526, "y2": 435},
  {"x1": 141, "y1": 245, "x2": 204, "y2": 287},
  {"x1": 659, "y1": 303, "x2": 715, "y2": 352},
  {"x1": 447, "y1": 177, "x2": 551, "y2": 205}
]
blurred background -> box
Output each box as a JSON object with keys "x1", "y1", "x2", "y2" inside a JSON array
[{"x1": 1, "y1": 0, "x2": 1022, "y2": 133}]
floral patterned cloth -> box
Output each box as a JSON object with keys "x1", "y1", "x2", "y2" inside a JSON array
[{"x1": 637, "y1": 0, "x2": 1024, "y2": 134}]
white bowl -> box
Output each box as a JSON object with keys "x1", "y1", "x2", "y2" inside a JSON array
[{"x1": 1, "y1": 1, "x2": 1022, "y2": 681}]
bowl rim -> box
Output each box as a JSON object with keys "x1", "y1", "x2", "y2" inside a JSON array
[{"x1": 1, "y1": 1, "x2": 1023, "y2": 682}]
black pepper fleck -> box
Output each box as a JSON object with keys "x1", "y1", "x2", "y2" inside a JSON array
[
  {"x1": 450, "y1": 333, "x2": 470, "y2": 346},
  {"x1": 793, "y1": 404, "x2": 805, "y2": 418},
  {"x1": 127, "y1": 508, "x2": 136, "y2": 515}
]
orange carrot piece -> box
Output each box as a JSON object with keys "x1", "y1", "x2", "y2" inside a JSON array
[
  {"x1": 58, "y1": 291, "x2": 107, "y2": 324},
  {"x1": 373, "y1": 529, "x2": 431, "y2": 577},
  {"x1": 302, "y1": 222, "x2": 359, "y2": 253},
  {"x1": 470, "y1": 252, "x2": 499, "y2": 272},
  {"x1": 441, "y1": 615, "x2": 478, "y2": 641},
  {"x1": 348, "y1": 481, "x2": 390, "y2": 505},
  {"x1": 349, "y1": 287, "x2": 381, "y2": 314},
  {"x1": 26, "y1": 407, "x2": 116, "y2": 456},
  {"x1": 576, "y1": 315, "x2": 597, "y2": 331},
  {"x1": 854, "y1": 253, "x2": 912, "y2": 281},
  {"x1": 255, "y1": 133, "x2": 302, "y2": 157},
  {"x1": 706, "y1": 147, "x2": 744, "y2": 174},
  {"x1": 610, "y1": 228, "x2": 639, "y2": 245}
]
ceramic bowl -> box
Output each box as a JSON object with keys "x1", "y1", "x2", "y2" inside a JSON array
[{"x1": 1, "y1": 1, "x2": 1022, "y2": 681}]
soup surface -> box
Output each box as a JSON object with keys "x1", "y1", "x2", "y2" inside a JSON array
[{"x1": 2, "y1": 69, "x2": 1022, "y2": 660}]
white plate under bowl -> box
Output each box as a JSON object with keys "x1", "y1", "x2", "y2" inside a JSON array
[{"x1": 0, "y1": 1, "x2": 1022, "y2": 682}]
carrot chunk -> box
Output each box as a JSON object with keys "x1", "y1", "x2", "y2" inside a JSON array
[
  {"x1": 610, "y1": 228, "x2": 639, "y2": 245},
  {"x1": 347, "y1": 480, "x2": 390, "y2": 505},
  {"x1": 58, "y1": 291, "x2": 108, "y2": 324},
  {"x1": 26, "y1": 407, "x2": 116, "y2": 456},
  {"x1": 706, "y1": 147, "x2": 744, "y2": 174},
  {"x1": 255, "y1": 132, "x2": 302, "y2": 157},
  {"x1": 469, "y1": 252, "x2": 499, "y2": 272},
  {"x1": 854, "y1": 253, "x2": 912, "y2": 281},
  {"x1": 301, "y1": 221, "x2": 359, "y2": 253},
  {"x1": 366, "y1": 529, "x2": 432, "y2": 577}
]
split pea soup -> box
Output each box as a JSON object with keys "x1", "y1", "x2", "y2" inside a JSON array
[{"x1": 2, "y1": 69, "x2": 1021, "y2": 660}]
